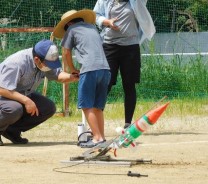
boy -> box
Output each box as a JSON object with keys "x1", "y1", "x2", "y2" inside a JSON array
[{"x1": 53, "y1": 10, "x2": 110, "y2": 148}]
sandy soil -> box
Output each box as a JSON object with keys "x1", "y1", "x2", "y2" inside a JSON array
[{"x1": 0, "y1": 115, "x2": 208, "y2": 184}]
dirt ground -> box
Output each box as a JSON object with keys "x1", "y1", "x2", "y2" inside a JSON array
[{"x1": 0, "y1": 115, "x2": 208, "y2": 184}]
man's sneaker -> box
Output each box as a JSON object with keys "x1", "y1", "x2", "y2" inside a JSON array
[
  {"x1": 0, "y1": 136, "x2": 3, "y2": 146},
  {"x1": 2, "y1": 131, "x2": 28, "y2": 144}
]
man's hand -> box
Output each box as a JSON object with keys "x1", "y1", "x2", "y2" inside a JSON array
[
  {"x1": 0, "y1": 88, "x2": 39, "y2": 116},
  {"x1": 57, "y1": 71, "x2": 79, "y2": 83},
  {"x1": 24, "y1": 98, "x2": 39, "y2": 116}
]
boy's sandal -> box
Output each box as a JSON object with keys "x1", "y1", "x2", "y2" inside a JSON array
[{"x1": 80, "y1": 139, "x2": 106, "y2": 148}]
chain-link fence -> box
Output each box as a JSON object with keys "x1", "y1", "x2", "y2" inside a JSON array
[{"x1": 1, "y1": 0, "x2": 208, "y2": 113}]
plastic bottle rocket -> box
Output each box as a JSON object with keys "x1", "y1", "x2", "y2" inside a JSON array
[{"x1": 116, "y1": 102, "x2": 170, "y2": 148}]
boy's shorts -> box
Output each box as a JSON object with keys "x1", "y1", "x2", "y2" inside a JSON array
[{"x1": 78, "y1": 69, "x2": 111, "y2": 110}]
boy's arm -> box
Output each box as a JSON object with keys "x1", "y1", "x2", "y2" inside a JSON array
[{"x1": 62, "y1": 47, "x2": 79, "y2": 74}]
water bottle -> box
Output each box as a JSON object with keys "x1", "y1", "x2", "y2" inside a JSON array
[
  {"x1": 117, "y1": 115, "x2": 150, "y2": 148},
  {"x1": 77, "y1": 123, "x2": 87, "y2": 142}
]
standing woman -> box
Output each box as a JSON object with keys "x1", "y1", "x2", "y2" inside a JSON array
[{"x1": 94, "y1": 0, "x2": 156, "y2": 128}]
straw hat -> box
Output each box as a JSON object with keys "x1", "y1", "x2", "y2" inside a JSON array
[{"x1": 53, "y1": 9, "x2": 96, "y2": 39}]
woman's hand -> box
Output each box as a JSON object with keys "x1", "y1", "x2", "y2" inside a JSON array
[{"x1": 103, "y1": 18, "x2": 120, "y2": 31}]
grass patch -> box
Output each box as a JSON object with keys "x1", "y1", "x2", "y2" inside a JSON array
[{"x1": 52, "y1": 98, "x2": 208, "y2": 123}]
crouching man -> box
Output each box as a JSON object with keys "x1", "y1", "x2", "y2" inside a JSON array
[{"x1": 0, "y1": 39, "x2": 79, "y2": 146}]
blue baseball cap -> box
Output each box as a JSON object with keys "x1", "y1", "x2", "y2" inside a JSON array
[{"x1": 34, "y1": 39, "x2": 61, "y2": 69}]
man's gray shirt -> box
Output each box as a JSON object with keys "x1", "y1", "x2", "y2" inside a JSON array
[
  {"x1": 61, "y1": 22, "x2": 110, "y2": 74},
  {"x1": 0, "y1": 48, "x2": 62, "y2": 96}
]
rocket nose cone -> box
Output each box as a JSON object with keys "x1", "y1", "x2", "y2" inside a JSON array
[{"x1": 146, "y1": 102, "x2": 170, "y2": 124}]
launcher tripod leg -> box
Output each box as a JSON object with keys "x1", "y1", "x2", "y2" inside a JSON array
[
  {"x1": 62, "y1": 155, "x2": 152, "y2": 167},
  {"x1": 42, "y1": 33, "x2": 53, "y2": 96},
  {"x1": 42, "y1": 33, "x2": 69, "y2": 116}
]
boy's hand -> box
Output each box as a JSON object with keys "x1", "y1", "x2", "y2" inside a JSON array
[{"x1": 72, "y1": 72, "x2": 80, "y2": 78}]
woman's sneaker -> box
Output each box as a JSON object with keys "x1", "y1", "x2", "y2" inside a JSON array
[{"x1": 124, "y1": 123, "x2": 131, "y2": 129}]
